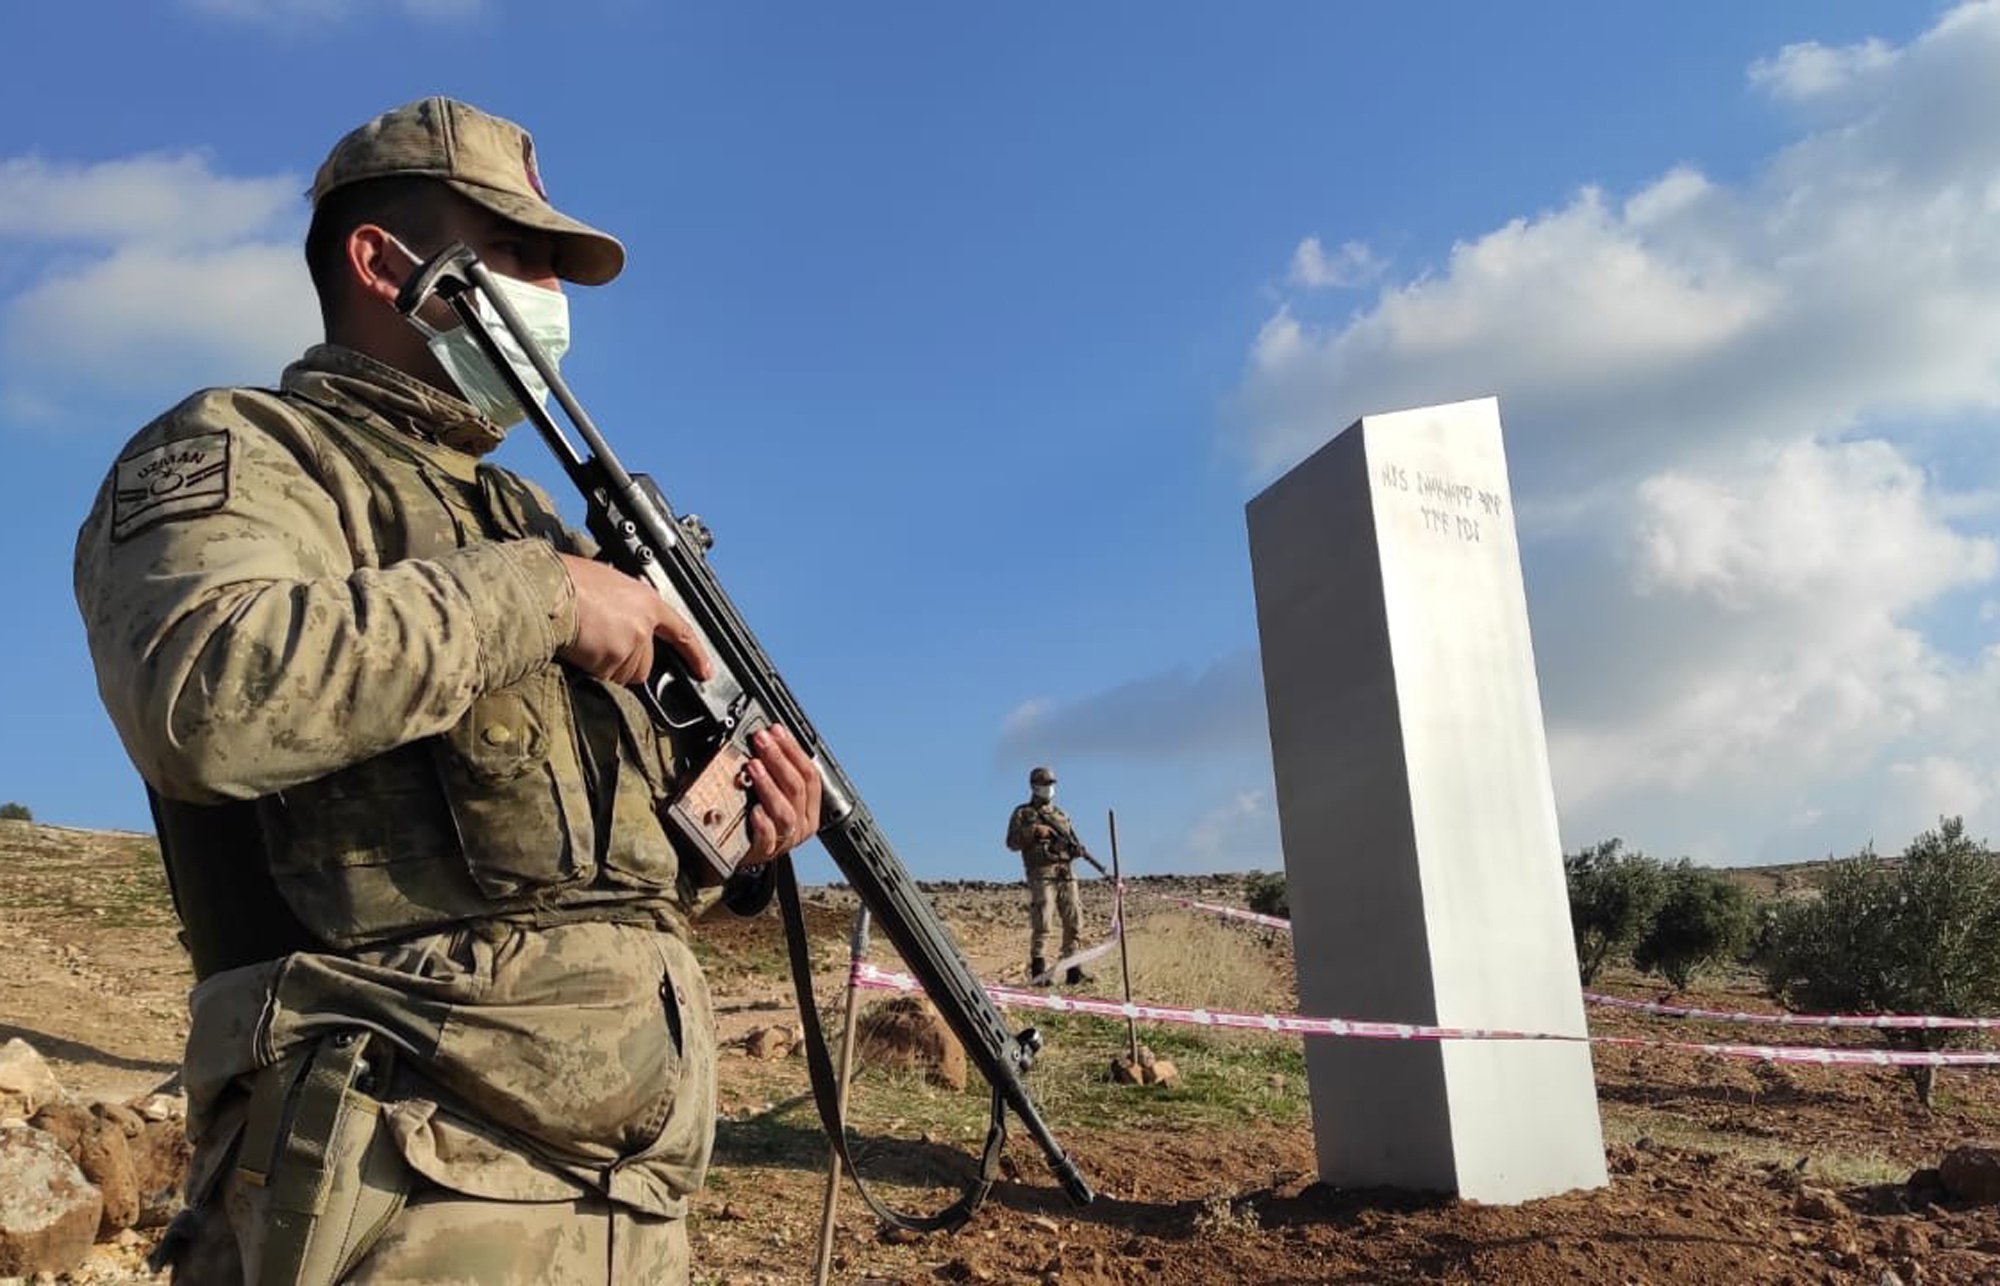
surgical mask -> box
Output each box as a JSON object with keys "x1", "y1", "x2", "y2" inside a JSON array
[
  {"x1": 393, "y1": 237, "x2": 570, "y2": 428},
  {"x1": 1032, "y1": 784, "x2": 1054, "y2": 803}
]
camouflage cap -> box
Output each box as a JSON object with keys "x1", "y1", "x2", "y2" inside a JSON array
[
  {"x1": 311, "y1": 96, "x2": 625, "y2": 286},
  {"x1": 1029, "y1": 765, "x2": 1057, "y2": 785}
]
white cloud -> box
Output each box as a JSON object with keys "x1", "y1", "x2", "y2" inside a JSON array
[
  {"x1": 0, "y1": 152, "x2": 312, "y2": 426},
  {"x1": 1183, "y1": 788, "x2": 1278, "y2": 870},
  {"x1": 0, "y1": 155, "x2": 297, "y2": 249},
  {"x1": 995, "y1": 651, "x2": 1266, "y2": 765},
  {"x1": 1234, "y1": 1, "x2": 2000, "y2": 866},
  {"x1": 1748, "y1": 37, "x2": 1897, "y2": 107},
  {"x1": 1287, "y1": 236, "x2": 1384, "y2": 290}
]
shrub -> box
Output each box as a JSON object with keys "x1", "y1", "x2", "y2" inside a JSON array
[
  {"x1": 1563, "y1": 838, "x2": 1666, "y2": 984},
  {"x1": 1244, "y1": 870, "x2": 1289, "y2": 920},
  {"x1": 1760, "y1": 817, "x2": 2000, "y2": 1106},
  {"x1": 0, "y1": 802, "x2": 30, "y2": 822},
  {"x1": 1630, "y1": 859, "x2": 1754, "y2": 991}
]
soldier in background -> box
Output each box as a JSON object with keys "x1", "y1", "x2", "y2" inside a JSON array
[
  {"x1": 1005, "y1": 765, "x2": 1094, "y2": 985},
  {"x1": 72, "y1": 98, "x2": 820, "y2": 1284}
]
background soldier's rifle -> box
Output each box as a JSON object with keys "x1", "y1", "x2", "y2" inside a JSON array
[
  {"x1": 1040, "y1": 825, "x2": 1107, "y2": 875},
  {"x1": 397, "y1": 246, "x2": 1094, "y2": 1231}
]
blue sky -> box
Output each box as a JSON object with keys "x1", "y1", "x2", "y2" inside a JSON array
[{"x1": 1, "y1": 2, "x2": 1990, "y2": 880}]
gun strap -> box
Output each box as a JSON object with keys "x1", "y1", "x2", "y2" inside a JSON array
[{"x1": 775, "y1": 857, "x2": 1005, "y2": 1234}]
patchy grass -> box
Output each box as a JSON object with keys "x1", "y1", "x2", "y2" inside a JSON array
[
  {"x1": 1120, "y1": 909, "x2": 1293, "y2": 1014},
  {"x1": 1601, "y1": 1110, "x2": 1909, "y2": 1187}
]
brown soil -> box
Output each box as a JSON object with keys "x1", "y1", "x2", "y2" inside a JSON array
[{"x1": 3, "y1": 821, "x2": 1999, "y2": 1284}]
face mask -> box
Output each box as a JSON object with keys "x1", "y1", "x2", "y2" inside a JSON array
[
  {"x1": 393, "y1": 237, "x2": 570, "y2": 428},
  {"x1": 1032, "y1": 784, "x2": 1054, "y2": 803}
]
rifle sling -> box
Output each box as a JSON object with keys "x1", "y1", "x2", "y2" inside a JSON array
[{"x1": 775, "y1": 856, "x2": 1004, "y2": 1234}]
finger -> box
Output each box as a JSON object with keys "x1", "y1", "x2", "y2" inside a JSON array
[
  {"x1": 753, "y1": 728, "x2": 808, "y2": 807},
  {"x1": 744, "y1": 802, "x2": 779, "y2": 864},
  {"x1": 746, "y1": 757, "x2": 799, "y2": 845},
  {"x1": 764, "y1": 729, "x2": 821, "y2": 835},
  {"x1": 651, "y1": 603, "x2": 714, "y2": 682},
  {"x1": 769, "y1": 727, "x2": 824, "y2": 831}
]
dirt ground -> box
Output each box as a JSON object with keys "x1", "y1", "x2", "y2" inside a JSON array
[{"x1": 5, "y1": 818, "x2": 2000, "y2": 1284}]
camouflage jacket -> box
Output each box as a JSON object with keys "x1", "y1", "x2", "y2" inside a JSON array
[
  {"x1": 73, "y1": 345, "x2": 713, "y2": 1217},
  {"x1": 1006, "y1": 800, "x2": 1081, "y2": 869}
]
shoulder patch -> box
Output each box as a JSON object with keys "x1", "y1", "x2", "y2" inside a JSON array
[{"x1": 111, "y1": 431, "x2": 231, "y2": 541}]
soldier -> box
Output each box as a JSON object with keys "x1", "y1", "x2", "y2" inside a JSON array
[
  {"x1": 1004, "y1": 765, "x2": 1094, "y2": 986},
  {"x1": 72, "y1": 98, "x2": 822, "y2": 1284}
]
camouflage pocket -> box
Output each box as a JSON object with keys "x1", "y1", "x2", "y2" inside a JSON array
[{"x1": 434, "y1": 665, "x2": 596, "y2": 899}]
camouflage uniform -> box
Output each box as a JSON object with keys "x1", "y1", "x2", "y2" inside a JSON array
[
  {"x1": 72, "y1": 100, "x2": 715, "y2": 1285},
  {"x1": 1005, "y1": 799, "x2": 1084, "y2": 970}
]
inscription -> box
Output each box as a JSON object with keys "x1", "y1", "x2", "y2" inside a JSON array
[{"x1": 1378, "y1": 461, "x2": 1503, "y2": 545}]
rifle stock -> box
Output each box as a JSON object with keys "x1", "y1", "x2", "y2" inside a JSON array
[{"x1": 396, "y1": 245, "x2": 1095, "y2": 1223}]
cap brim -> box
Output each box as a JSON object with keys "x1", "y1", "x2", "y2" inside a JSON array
[{"x1": 447, "y1": 180, "x2": 626, "y2": 286}]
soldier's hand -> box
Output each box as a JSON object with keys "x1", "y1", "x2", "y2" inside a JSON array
[
  {"x1": 743, "y1": 725, "x2": 823, "y2": 867},
  {"x1": 558, "y1": 554, "x2": 715, "y2": 687}
]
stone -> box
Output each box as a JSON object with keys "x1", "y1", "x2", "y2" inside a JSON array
[
  {"x1": 743, "y1": 1026, "x2": 793, "y2": 1061},
  {"x1": 1246, "y1": 398, "x2": 1607, "y2": 1204},
  {"x1": 130, "y1": 1119, "x2": 190, "y2": 1230},
  {"x1": 0, "y1": 1042, "x2": 62, "y2": 1121},
  {"x1": 89, "y1": 1102, "x2": 144, "y2": 1139},
  {"x1": 1940, "y1": 1145, "x2": 2000, "y2": 1204},
  {"x1": 1144, "y1": 1059, "x2": 1181, "y2": 1089},
  {"x1": 1108, "y1": 1056, "x2": 1145, "y2": 1085},
  {"x1": 1891, "y1": 1222, "x2": 1930, "y2": 1258},
  {"x1": 134, "y1": 1095, "x2": 184, "y2": 1124},
  {"x1": 1794, "y1": 1186, "x2": 1849, "y2": 1221},
  {"x1": 855, "y1": 998, "x2": 967, "y2": 1092},
  {"x1": 0, "y1": 1127, "x2": 102, "y2": 1277},
  {"x1": 30, "y1": 1102, "x2": 138, "y2": 1235}
]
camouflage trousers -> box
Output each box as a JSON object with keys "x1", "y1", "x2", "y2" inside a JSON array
[
  {"x1": 174, "y1": 1163, "x2": 691, "y2": 1284},
  {"x1": 1026, "y1": 865, "x2": 1081, "y2": 965}
]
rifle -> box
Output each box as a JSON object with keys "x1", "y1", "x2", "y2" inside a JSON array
[
  {"x1": 396, "y1": 245, "x2": 1095, "y2": 1230},
  {"x1": 1030, "y1": 816, "x2": 1107, "y2": 875}
]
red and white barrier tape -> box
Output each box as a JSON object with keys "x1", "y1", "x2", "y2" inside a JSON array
[
  {"x1": 850, "y1": 963, "x2": 2000, "y2": 1068},
  {"x1": 1159, "y1": 896, "x2": 1292, "y2": 931},
  {"x1": 1159, "y1": 895, "x2": 2000, "y2": 1033},
  {"x1": 1582, "y1": 992, "x2": 2000, "y2": 1031}
]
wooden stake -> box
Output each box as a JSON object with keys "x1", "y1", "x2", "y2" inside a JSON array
[
  {"x1": 1110, "y1": 809, "x2": 1138, "y2": 1064},
  {"x1": 813, "y1": 906, "x2": 871, "y2": 1286}
]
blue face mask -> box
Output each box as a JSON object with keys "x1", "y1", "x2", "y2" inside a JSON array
[{"x1": 393, "y1": 236, "x2": 570, "y2": 428}]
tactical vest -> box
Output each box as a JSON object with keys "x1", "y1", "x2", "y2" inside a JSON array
[{"x1": 159, "y1": 390, "x2": 686, "y2": 970}]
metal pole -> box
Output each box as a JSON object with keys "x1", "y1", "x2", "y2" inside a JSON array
[
  {"x1": 813, "y1": 906, "x2": 872, "y2": 1286},
  {"x1": 1109, "y1": 809, "x2": 1138, "y2": 1064}
]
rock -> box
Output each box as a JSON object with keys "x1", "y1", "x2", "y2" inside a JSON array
[
  {"x1": 31, "y1": 1101, "x2": 138, "y2": 1236},
  {"x1": 1144, "y1": 1059, "x2": 1181, "y2": 1089},
  {"x1": 1940, "y1": 1145, "x2": 2000, "y2": 1204},
  {"x1": 130, "y1": 1119, "x2": 190, "y2": 1230},
  {"x1": 90, "y1": 1102, "x2": 144, "y2": 1139},
  {"x1": 855, "y1": 998, "x2": 966, "y2": 1092},
  {"x1": 134, "y1": 1094, "x2": 184, "y2": 1124},
  {"x1": 743, "y1": 1026, "x2": 794, "y2": 1061},
  {"x1": 1892, "y1": 1222, "x2": 1931, "y2": 1259},
  {"x1": 0, "y1": 1042, "x2": 62, "y2": 1121},
  {"x1": 1794, "y1": 1186, "x2": 1849, "y2": 1221},
  {"x1": 1107, "y1": 1056, "x2": 1145, "y2": 1086},
  {"x1": 0, "y1": 1127, "x2": 102, "y2": 1277}
]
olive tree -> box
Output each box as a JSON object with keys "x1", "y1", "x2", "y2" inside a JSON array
[{"x1": 1761, "y1": 817, "x2": 2000, "y2": 1107}]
